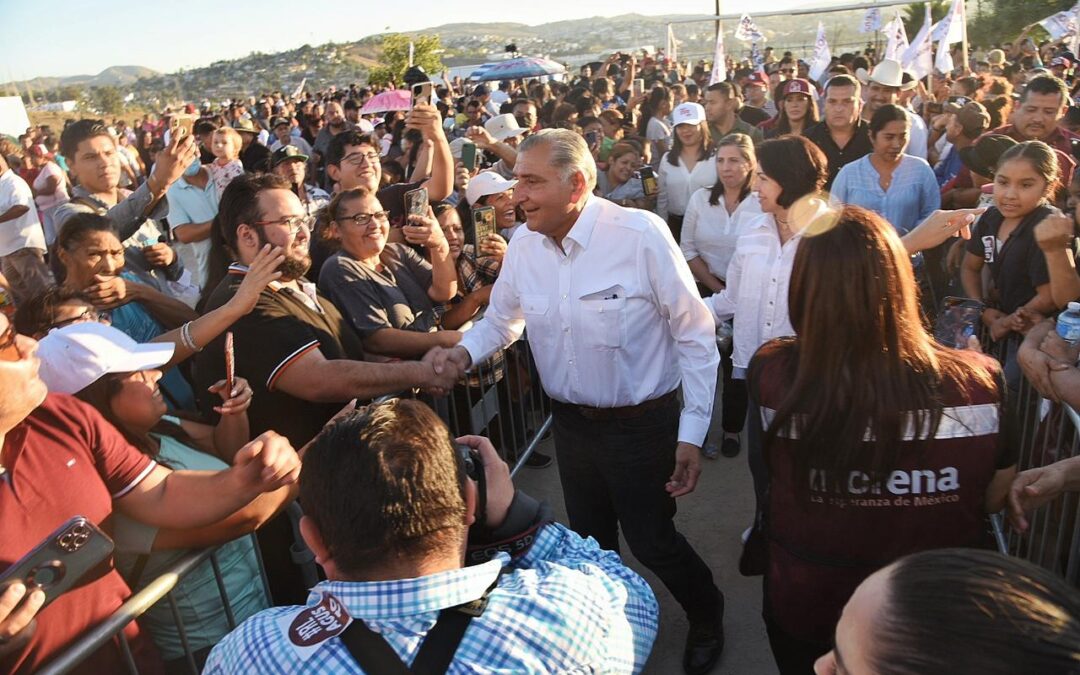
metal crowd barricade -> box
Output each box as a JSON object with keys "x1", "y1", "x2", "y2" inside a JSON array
[
  {"x1": 39, "y1": 340, "x2": 552, "y2": 674},
  {"x1": 37, "y1": 534, "x2": 271, "y2": 675},
  {"x1": 985, "y1": 334, "x2": 1080, "y2": 587}
]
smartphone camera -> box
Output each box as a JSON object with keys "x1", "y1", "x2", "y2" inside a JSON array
[{"x1": 57, "y1": 523, "x2": 90, "y2": 552}]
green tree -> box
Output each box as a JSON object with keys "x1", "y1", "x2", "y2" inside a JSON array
[
  {"x1": 94, "y1": 86, "x2": 124, "y2": 115},
  {"x1": 367, "y1": 33, "x2": 444, "y2": 87}
]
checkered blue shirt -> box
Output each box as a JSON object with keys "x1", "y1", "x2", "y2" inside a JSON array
[{"x1": 203, "y1": 523, "x2": 659, "y2": 674}]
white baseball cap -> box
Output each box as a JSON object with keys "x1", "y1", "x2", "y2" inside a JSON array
[
  {"x1": 466, "y1": 171, "x2": 518, "y2": 206},
  {"x1": 355, "y1": 119, "x2": 375, "y2": 133},
  {"x1": 449, "y1": 137, "x2": 469, "y2": 160},
  {"x1": 36, "y1": 322, "x2": 175, "y2": 395},
  {"x1": 672, "y1": 102, "x2": 707, "y2": 126},
  {"x1": 484, "y1": 113, "x2": 526, "y2": 141}
]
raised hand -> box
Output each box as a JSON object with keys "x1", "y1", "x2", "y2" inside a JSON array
[
  {"x1": 85, "y1": 274, "x2": 133, "y2": 310},
  {"x1": 229, "y1": 431, "x2": 301, "y2": 494},
  {"x1": 209, "y1": 376, "x2": 254, "y2": 416},
  {"x1": 1008, "y1": 465, "x2": 1067, "y2": 531},
  {"x1": 229, "y1": 244, "x2": 285, "y2": 315}
]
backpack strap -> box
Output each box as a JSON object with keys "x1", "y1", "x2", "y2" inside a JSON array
[{"x1": 337, "y1": 569, "x2": 503, "y2": 675}]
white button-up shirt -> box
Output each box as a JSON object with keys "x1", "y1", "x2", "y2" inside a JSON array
[
  {"x1": 707, "y1": 199, "x2": 830, "y2": 371},
  {"x1": 656, "y1": 152, "x2": 718, "y2": 221},
  {"x1": 459, "y1": 196, "x2": 719, "y2": 446},
  {"x1": 680, "y1": 188, "x2": 762, "y2": 280}
]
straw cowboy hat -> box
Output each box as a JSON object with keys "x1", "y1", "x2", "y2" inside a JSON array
[{"x1": 856, "y1": 58, "x2": 918, "y2": 90}]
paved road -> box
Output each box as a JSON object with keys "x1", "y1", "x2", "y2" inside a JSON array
[{"x1": 514, "y1": 407, "x2": 781, "y2": 675}]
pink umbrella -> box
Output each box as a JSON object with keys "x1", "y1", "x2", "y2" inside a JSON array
[{"x1": 361, "y1": 89, "x2": 412, "y2": 114}]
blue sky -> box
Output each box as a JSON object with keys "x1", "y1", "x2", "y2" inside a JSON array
[{"x1": 2, "y1": 0, "x2": 801, "y2": 80}]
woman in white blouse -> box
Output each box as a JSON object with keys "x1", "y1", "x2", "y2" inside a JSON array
[
  {"x1": 706, "y1": 134, "x2": 831, "y2": 513},
  {"x1": 706, "y1": 135, "x2": 831, "y2": 391},
  {"x1": 657, "y1": 102, "x2": 717, "y2": 243},
  {"x1": 682, "y1": 132, "x2": 762, "y2": 459}
]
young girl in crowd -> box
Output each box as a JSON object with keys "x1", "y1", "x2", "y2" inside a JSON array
[
  {"x1": 209, "y1": 127, "x2": 245, "y2": 194},
  {"x1": 961, "y1": 141, "x2": 1068, "y2": 344}
]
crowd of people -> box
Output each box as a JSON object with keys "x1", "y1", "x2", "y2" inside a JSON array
[{"x1": 2, "y1": 29, "x2": 1080, "y2": 675}]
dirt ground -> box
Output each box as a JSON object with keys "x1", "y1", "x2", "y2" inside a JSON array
[{"x1": 514, "y1": 379, "x2": 781, "y2": 675}]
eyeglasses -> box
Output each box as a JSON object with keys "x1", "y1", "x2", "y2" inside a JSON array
[
  {"x1": 337, "y1": 211, "x2": 390, "y2": 227},
  {"x1": 0, "y1": 321, "x2": 20, "y2": 363},
  {"x1": 340, "y1": 152, "x2": 381, "y2": 167},
  {"x1": 46, "y1": 307, "x2": 105, "y2": 332},
  {"x1": 251, "y1": 214, "x2": 315, "y2": 236}
]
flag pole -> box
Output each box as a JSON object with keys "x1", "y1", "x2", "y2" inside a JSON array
[
  {"x1": 960, "y1": 0, "x2": 969, "y2": 74},
  {"x1": 925, "y1": 3, "x2": 932, "y2": 96}
]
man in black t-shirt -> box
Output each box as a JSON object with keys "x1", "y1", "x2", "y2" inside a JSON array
[
  {"x1": 195, "y1": 173, "x2": 459, "y2": 604},
  {"x1": 805, "y1": 75, "x2": 873, "y2": 190},
  {"x1": 196, "y1": 173, "x2": 458, "y2": 448}
]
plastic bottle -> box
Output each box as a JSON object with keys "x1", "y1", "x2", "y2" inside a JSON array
[{"x1": 1057, "y1": 302, "x2": 1080, "y2": 345}]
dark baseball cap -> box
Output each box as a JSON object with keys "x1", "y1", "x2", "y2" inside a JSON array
[
  {"x1": 270, "y1": 144, "x2": 309, "y2": 169},
  {"x1": 959, "y1": 134, "x2": 1017, "y2": 178}
]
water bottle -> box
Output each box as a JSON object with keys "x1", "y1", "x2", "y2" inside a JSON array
[{"x1": 1057, "y1": 302, "x2": 1080, "y2": 345}]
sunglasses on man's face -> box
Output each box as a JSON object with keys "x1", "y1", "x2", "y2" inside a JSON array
[{"x1": 0, "y1": 321, "x2": 20, "y2": 362}]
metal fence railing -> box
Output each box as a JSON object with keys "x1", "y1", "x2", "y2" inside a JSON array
[
  {"x1": 37, "y1": 339, "x2": 553, "y2": 673},
  {"x1": 985, "y1": 335, "x2": 1080, "y2": 587},
  {"x1": 37, "y1": 534, "x2": 270, "y2": 675}
]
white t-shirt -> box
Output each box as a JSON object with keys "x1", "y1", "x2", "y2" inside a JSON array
[
  {"x1": 646, "y1": 117, "x2": 672, "y2": 167},
  {"x1": 0, "y1": 169, "x2": 47, "y2": 256},
  {"x1": 32, "y1": 161, "x2": 70, "y2": 210}
]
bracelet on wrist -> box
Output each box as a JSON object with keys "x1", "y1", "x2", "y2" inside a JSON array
[{"x1": 180, "y1": 321, "x2": 203, "y2": 352}]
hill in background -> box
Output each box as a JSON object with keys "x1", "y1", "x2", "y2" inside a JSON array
[{"x1": 5, "y1": 9, "x2": 878, "y2": 107}]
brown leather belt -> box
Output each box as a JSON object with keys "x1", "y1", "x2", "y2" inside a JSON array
[{"x1": 554, "y1": 389, "x2": 678, "y2": 421}]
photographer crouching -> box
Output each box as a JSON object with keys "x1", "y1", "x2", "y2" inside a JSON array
[{"x1": 204, "y1": 398, "x2": 659, "y2": 674}]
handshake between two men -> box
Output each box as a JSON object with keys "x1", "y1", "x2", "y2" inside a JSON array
[{"x1": 421, "y1": 345, "x2": 474, "y2": 396}]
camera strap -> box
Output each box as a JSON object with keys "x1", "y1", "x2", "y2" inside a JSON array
[{"x1": 338, "y1": 570, "x2": 504, "y2": 675}]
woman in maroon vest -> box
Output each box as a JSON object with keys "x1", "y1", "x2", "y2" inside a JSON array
[{"x1": 747, "y1": 205, "x2": 1017, "y2": 674}]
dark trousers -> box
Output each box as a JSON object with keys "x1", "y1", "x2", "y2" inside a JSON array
[
  {"x1": 764, "y1": 611, "x2": 828, "y2": 675},
  {"x1": 550, "y1": 396, "x2": 721, "y2": 622},
  {"x1": 720, "y1": 347, "x2": 748, "y2": 434},
  {"x1": 667, "y1": 213, "x2": 685, "y2": 243}
]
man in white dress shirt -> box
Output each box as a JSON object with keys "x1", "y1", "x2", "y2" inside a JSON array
[{"x1": 426, "y1": 129, "x2": 725, "y2": 675}]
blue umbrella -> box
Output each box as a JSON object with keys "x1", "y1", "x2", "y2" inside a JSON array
[{"x1": 469, "y1": 57, "x2": 567, "y2": 82}]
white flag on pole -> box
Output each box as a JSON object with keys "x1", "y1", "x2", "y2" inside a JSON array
[
  {"x1": 1038, "y1": 3, "x2": 1080, "y2": 41},
  {"x1": 884, "y1": 12, "x2": 909, "y2": 62},
  {"x1": 860, "y1": 8, "x2": 882, "y2": 33},
  {"x1": 935, "y1": 40, "x2": 955, "y2": 74},
  {"x1": 902, "y1": 4, "x2": 934, "y2": 79},
  {"x1": 933, "y1": 0, "x2": 965, "y2": 45},
  {"x1": 291, "y1": 77, "x2": 306, "y2": 100},
  {"x1": 667, "y1": 25, "x2": 679, "y2": 62},
  {"x1": 710, "y1": 25, "x2": 728, "y2": 85},
  {"x1": 408, "y1": 41, "x2": 415, "y2": 67},
  {"x1": 735, "y1": 14, "x2": 764, "y2": 42},
  {"x1": 809, "y1": 22, "x2": 831, "y2": 82}
]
